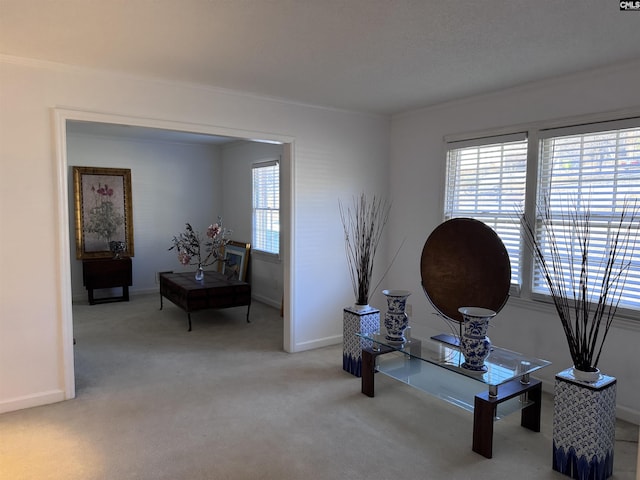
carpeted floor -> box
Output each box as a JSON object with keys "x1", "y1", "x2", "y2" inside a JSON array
[{"x1": 0, "y1": 293, "x2": 637, "y2": 479}]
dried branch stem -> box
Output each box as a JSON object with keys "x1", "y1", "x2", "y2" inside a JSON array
[{"x1": 520, "y1": 196, "x2": 638, "y2": 370}]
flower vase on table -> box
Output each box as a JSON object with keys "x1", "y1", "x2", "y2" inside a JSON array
[
  {"x1": 382, "y1": 290, "x2": 411, "y2": 343},
  {"x1": 169, "y1": 218, "x2": 231, "y2": 282},
  {"x1": 195, "y1": 264, "x2": 204, "y2": 281},
  {"x1": 458, "y1": 306, "x2": 496, "y2": 372}
]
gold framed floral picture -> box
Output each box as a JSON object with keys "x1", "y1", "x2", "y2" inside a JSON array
[{"x1": 73, "y1": 166, "x2": 134, "y2": 259}]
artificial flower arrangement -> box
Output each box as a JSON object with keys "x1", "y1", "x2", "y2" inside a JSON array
[{"x1": 169, "y1": 218, "x2": 232, "y2": 272}]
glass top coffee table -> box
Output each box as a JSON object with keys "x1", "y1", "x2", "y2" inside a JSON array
[{"x1": 356, "y1": 332, "x2": 551, "y2": 458}]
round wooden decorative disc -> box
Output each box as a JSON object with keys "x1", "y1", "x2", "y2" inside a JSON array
[{"x1": 420, "y1": 218, "x2": 511, "y2": 323}]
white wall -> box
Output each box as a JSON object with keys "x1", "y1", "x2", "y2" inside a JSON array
[
  {"x1": 67, "y1": 131, "x2": 285, "y2": 307},
  {"x1": 388, "y1": 60, "x2": 640, "y2": 423},
  {"x1": 0, "y1": 56, "x2": 389, "y2": 413},
  {"x1": 67, "y1": 131, "x2": 223, "y2": 299},
  {"x1": 221, "y1": 141, "x2": 284, "y2": 308}
]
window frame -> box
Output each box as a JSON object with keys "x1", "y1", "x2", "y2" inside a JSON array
[
  {"x1": 252, "y1": 159, "x2": 281, "y2": 258},
  {"x1": 444, "y1": 131, "x2": 528, "y2": 290},
  {"x1": 442, "y1": 110, "x2": 640, "y2": 324}
]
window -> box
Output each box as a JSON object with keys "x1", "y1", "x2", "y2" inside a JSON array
[
  {"x1": 444, "y1": 117, "x2": 640, "y2": 314},
  {"x1": 535, "y1": 122, "x2": 640, "y2": 310},
  {"x1": 444, "y1": 133, "x2": 528, "y2": 285},
  {"x1": 252, "y1": 160, "x2": 280, "y2": 255}
]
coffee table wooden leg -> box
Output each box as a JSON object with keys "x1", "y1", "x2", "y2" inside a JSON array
[
  {"x1": 473, "y1": 395, "x2": 495, "y2": 458},
  {"x1": 187, "y1": 313, "x2": 192, "y2": 332},
  {"x1": 362, "y1": 348, "x2": 376, "y2": 397},
  {"x1": 246, "y1": 303, "x2": 251, "y2": 323},
  {"x1": 521, "y1": 381, "x2": 542, "y2": 432}
]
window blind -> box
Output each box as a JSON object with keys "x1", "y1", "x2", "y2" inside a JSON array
[
  {"x1": 536, "y1": 124, "x2": 640, "y2": 310},
  {"x1": 445, "y1": 134, "x2": 528, "y2": 285},
  {"x1": 252, "y1": 161, "x2": 280, "y2": 255}
]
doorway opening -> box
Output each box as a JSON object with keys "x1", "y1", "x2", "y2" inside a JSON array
[{"x1": 54, "y1": 108, "x2": 295, "y2": 400}]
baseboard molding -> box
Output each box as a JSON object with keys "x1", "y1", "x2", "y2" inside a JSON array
[
  {"x1": 74, "y1": 289, "x2": 282, "y2": 308},
  {"x1": 0, "y1": 389, "x2": 66, "y2": 414},
  {"x1": 251, "y1": 293, "x2": 281, "y2": 310},
  {"x1": 615, "y1": 404, "x2": 640, "y2": 425},
  {"x1": 294, "y1": 334, "x2": 342, "y2": 353},
  {"x1": 128, "y1": 290, "x2": 281, "y2": 308},
  {"x1": 73, "y1": 287, "x2": 161, "y2": 304}
]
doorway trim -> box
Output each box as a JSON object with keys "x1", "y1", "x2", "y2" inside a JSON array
[{"x1": 53, "y1": 108, "x2": 296, "y2": 400}]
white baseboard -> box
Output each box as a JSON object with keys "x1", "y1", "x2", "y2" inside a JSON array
[
  {"x1": 0, "y1": 389, "x2": 66, "y2": 414},
  {"x1": 251, "y1": 293, "x2": 281, "y2": 310},
  {"x1": 73, "y1": 287, "x2": 160, "y2": 303},
  {"x1": 74, "y1": 289, "x2": 282, "y2": 308},
  {"x1": 294, "y1": 334, "x2": 342, "y2": 352},
  {"x1": 614, "y1": 404, "x2": 640, "y2": 426}
]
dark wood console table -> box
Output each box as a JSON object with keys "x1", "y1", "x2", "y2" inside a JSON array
[
  {"x1": 82, "y1": 257, "x2": 132, "y2": 305},
  {"x1": 357, "y1": 332, "x2": 550, "y2": 458},
  {"x1": 159, "y1": 271, "x2": 251, "y2": 331}
]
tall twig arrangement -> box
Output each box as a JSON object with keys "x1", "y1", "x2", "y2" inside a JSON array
[
  {"x1": 339, "y1": 194, "x2": 391, "y2": 306},
  {"x1": 520, "y1": 196, "x2": 638, "y2": 371}
]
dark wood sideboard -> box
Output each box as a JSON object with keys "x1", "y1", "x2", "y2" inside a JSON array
[{"x1": 82, "y1": 257, "x2": 132, "y2": 305}]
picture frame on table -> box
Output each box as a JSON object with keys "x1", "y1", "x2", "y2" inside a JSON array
[
  {"x1": 73, "y1": 166, "x2": 134, "y2": 259},
  {"x1": 221, "y1": 241, "x2": 250, "y2": 282}
]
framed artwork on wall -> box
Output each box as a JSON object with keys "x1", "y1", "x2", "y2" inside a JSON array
[
  {"x1": 73, "y1": 166, "x2": 135, "y2": 259},
  {"x1": 222, "y1": 241, "x2": 250, "y2": 282}
]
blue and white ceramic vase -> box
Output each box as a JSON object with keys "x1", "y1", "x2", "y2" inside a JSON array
[
  {"x1": 343, "y1": 305, "x2": 380, "y2": 377},
  {"x1": 458, "y1": 306, "x2": 496, "y2": 372},
  {"x1": 553, "y1": 369, "x2": 616, "y2": 480},
  {"x1": 382, "y1": 290, "x2": 411, "y2": 343}
]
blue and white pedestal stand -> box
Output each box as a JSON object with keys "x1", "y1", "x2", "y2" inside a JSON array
[
  {"x1": 343, "y1": 306, "x2": 380, "y2": 377},
  {"x1": 553, "y1": 368, "x2": 617, "y2": 480}
]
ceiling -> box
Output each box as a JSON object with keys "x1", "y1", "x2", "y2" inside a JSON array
[{"x1": 2, "y1": 1, "x2": 640, "y2": 115}]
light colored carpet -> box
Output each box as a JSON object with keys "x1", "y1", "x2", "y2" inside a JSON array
[{"x1": 0, "y1": 293, "x2": 637, "y2": 480}]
